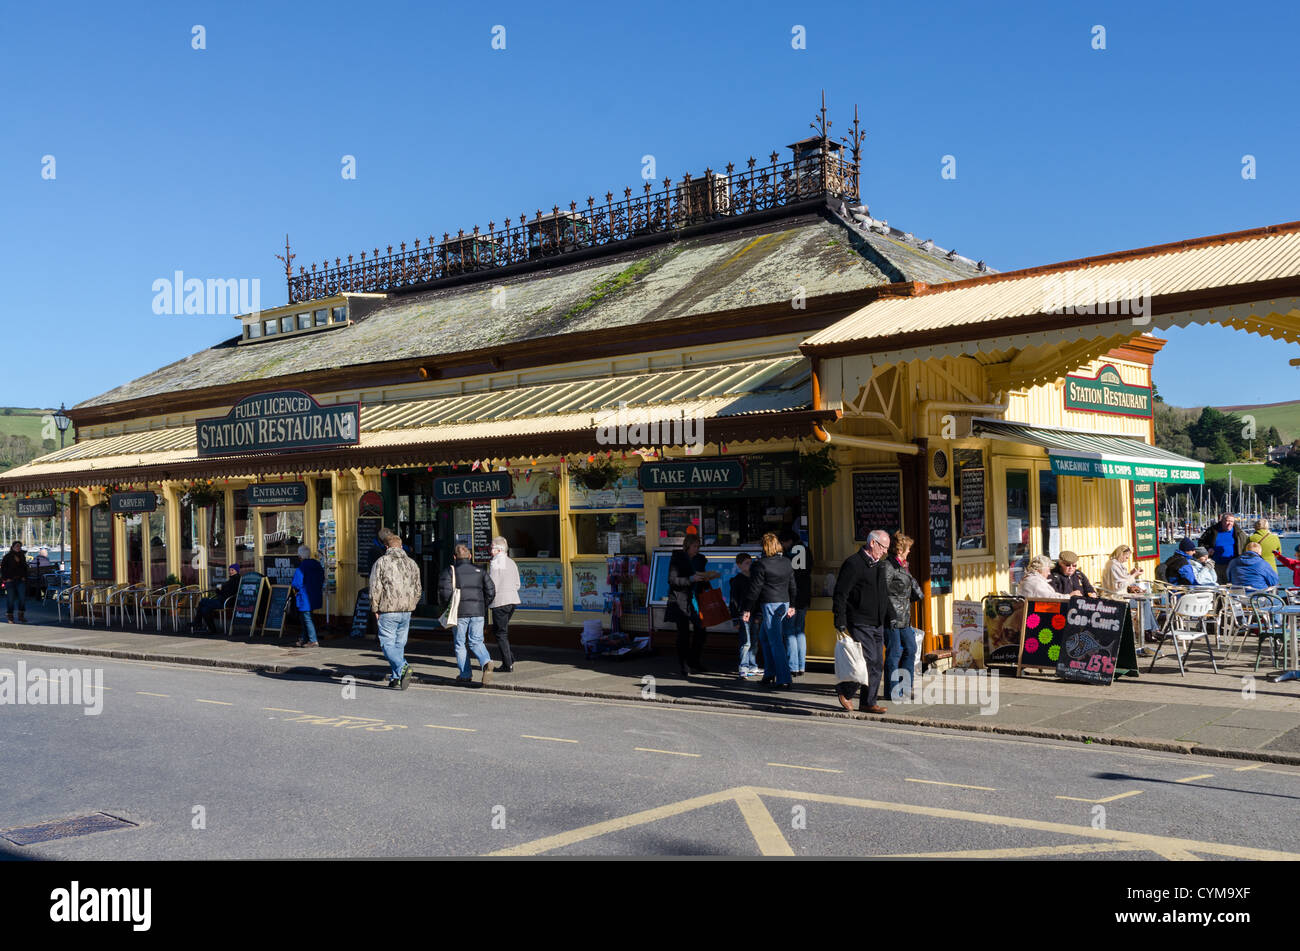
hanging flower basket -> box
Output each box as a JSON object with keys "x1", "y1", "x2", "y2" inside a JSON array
[
  {"x1": 569, "y1": 455, "x2": 625, "y2": 491},
  {"x1": 798, "y1": 447, "x2": 839, "y2": 492},
  {"x1": 181, "y1": 481, "x2": 223, "y2": 508}
]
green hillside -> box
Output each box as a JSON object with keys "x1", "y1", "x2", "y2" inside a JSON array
[
  {"x1": 0, "y1": 408, "x2": 60, "y2": 473},
  {"x1": 1214, "y1": 401, "x2": 1300, "y2": 444},
  {"x1": 1204, "y1": 463, "x2": 1275, "y2": 485}
]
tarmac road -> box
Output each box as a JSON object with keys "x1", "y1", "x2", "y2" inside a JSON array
[{"x1": 3, "y1": 647, "x2": 1299, "y2": 859}]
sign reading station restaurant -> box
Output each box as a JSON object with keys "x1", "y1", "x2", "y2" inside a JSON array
[
  {"x1": 248, "y1": 482, "x2": 308, "y2": 507},
  {"x1": 1064, "y1": 364, "x2": 1152, "y2": 418},
  {"x1": 637, "y1": 460, "x2": 745, "y2": 491},
  {"x1": 196, "y1": 390, "x2": 360, "y2": 458},
  {"x1": 432, "y1": 472, "x2": 513, "y2": 502}
]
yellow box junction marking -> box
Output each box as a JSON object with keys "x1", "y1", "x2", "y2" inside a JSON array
[
  {"x1": 195, "y1": 699, "x2": 233, "y2": 706},
  {"x1": 520, "y1": 735, "x2": 579, "y2": 744},
  {"x1": 1056, "y1": 790, "x2": 1144, "y2": 804},
  {"x1": 905, "y1": 778, "x2": 996, "y2": 791},
  {"x1": 635, "y1": 748, "x2": 701, "y2": 758},
  {"x1": 767, "y1": 762, "x2": 841, "y2": 773},
  {"x1": 1175, "y1": 773, "x2": 1214, "y2": 784},
  {"x1": 136, "y1": 692, "x2": 169, "y2": 698},
  {"x1": 426, "y1": 724, "x2": 477, "y2": 732}
]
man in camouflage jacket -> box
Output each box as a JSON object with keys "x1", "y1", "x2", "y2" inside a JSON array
[{"x1": 370, "y1": 528, "x2": 422, "y2": 690}]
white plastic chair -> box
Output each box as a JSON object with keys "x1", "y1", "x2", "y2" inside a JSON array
[{"x1": 1148, "y1": 590, "x2": 1218, "y2": 676}]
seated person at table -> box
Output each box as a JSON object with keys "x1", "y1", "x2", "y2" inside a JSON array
[
  {"x1": 1018, "y1": 554, "x2": 1067, "y2": 600},
  {"x1": 192, "y1": 565, "x2": 241, "y2": 635},
  {"x1": 1227, "y1": 541, "x2": 1278, "y2": 591},
  {"x1": 1191, "y1": 548, "x2": 1219, "y2": 586},
  {"x1": 1102, "y1": 544, "x2": 1158, "y2": 639},
  {"x1": 1161, "y1": 538, "x2": 1197, "y2": 584},
  {"x1": 1048, "y1": 550, "x2": 1096, "y2": 597}
]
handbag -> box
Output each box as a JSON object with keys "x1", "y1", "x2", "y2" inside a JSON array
[
  {"x1": 696, "y1": 586, "x2": 730, "y2": 628},
  {"x1": 438, "y1": 564, "x2": 461, "y2": 628},
  {"x1": 834, "y1": 633, "x2": 870, "y2": 684}
]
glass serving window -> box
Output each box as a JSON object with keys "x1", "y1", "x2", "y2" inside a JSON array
[
  {"x1": 574, "y1": 513, "x2": 645, "y2": 556},
  {"x1": 1006, "y1": 469, "x2": 1031, "y2": 590},
  {"x1": 495, "y1": 514, "x2": 560, "y2": 559}
]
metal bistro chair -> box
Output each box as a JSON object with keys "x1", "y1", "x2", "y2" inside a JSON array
[
  {"x1": 107, "y1": 583, "x2": 147, "y2": 627},
  {"x1": 135, "y1": 585, "x2": 176, "y2": 631},
  {"x1": 1246, "y1": 592, "x2": 1289, "y2": 671},
  {"x1": 55, "y1": 582, "x2": 86, "y2": 624},
  {"x1": 1148, "y1": 589, "x2": 1218, "y2": 676},
  {"x1": 166, "y1": 585, "x2": 203, "y2": 632},
  {"x1": 85, "y1": 583, "x2": 124, "y2": 627}
]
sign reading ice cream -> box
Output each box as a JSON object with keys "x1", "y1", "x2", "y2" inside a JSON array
[{"x1": 197, "y1": 390, "x2": 360, "y2": 457}]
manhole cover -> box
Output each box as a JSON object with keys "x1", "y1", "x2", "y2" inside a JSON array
[{"x1": 0, "y1": 812, "x2": 138, "y2": 846}]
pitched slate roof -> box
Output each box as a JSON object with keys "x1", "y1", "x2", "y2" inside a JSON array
[{"x1": 78, "y1": 204, "x2": 989, "y2": 410}]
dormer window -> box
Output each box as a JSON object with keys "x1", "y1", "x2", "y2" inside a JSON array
[
  {"x1": 280, "y1": 316, "x2": 294, "y2": 333},
  {"x1": 314, "y1": 308, "x2": 329, "y2": 326},
  {"x1": 297, "y1": 312, "x2": 312, "y2": 330},
  {"x1": 246, "y1": 322, "x2": 262, "y2": 339},
  {"x1": 236, "y1": 295, "x2": 365, "y2": 345},
  {"x1": 264, "y1": 319, "x2": 278, "y2": 336},
  {"x1": 332, "y1": 306, "x2": 346, "y2": 323}
]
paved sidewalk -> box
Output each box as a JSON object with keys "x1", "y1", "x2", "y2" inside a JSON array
[{"x1": 4, "y1": 603, "x2": 1299, "y2": 763}]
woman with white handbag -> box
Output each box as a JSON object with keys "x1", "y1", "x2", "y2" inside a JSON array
[{"x1": 439, "y1": 544, "x2": 497, "y2": 685}]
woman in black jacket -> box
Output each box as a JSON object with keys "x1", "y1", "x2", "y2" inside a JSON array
[
  {"x1": 666, "y1": 535, "x2": 718, "y2": 676},
  {"x1": 742, "y1": 533, "x2": 797, "y2": 688},
  {"x1": 439, "y1": 544, "x2": 497, "y2": 685},
  {"x1": 882, "y1": 533, "x2": 924, "y2": 701}
]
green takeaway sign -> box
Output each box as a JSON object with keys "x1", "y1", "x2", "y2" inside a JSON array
[{"x1": 1050, "y1": 454, "x2": 1203, "y2": 485}]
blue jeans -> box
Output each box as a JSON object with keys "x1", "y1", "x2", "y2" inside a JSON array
[
  {"x1": 1130, "y1": 598, "x2": 1157, "y2": 635},
  {"x1": 784, "y1": 608, "x2": 807, "y2": 672},
  {"x1": 5, "y1": 579, "x2": 25, "y2": 616},
  {"x1": 760, "y1": 603, "x2": 792, "y2": 685},
  {"x1": 736, "y1": 617, "x2": 759, "y2": 671},
  {"x1": 455, "y1": 615, "x2": 491, "y2": 678},
  {"x1": 376, "y1": 611, "x2": 411, "y2": 680},
  {"x1": 886, "y1": 625, "x2": 921, "y2": 700},
  {"x1": 300, "y1": 611, "x2": 317, "y2": 644}
]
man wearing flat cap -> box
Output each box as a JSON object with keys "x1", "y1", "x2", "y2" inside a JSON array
[{"x1": 1048, "y1": 551, "x2": 1096, "y2": 598}]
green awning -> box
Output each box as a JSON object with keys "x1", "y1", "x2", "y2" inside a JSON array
[{"x1": 971, "y1": 418, "x2": 1205, "y2": 485}]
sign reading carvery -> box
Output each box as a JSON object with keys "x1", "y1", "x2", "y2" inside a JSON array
[{"x1": 196, "y1": 390, "x2": 360, "y2": 457}]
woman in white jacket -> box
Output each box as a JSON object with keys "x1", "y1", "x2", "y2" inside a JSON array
[
  {"x1": 1018, "y1": 555, "x2": 1066, "y2": 600},
  {"x1": 488, "y1": 536, "x2": 521, "y2": 672}
]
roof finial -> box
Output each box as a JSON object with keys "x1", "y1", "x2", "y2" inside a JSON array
[{"x1": 275, "y1": 234, "x2": 296, "y2": 298}]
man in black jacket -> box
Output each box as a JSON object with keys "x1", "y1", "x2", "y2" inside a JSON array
[
  {"x1": 1, "y1": 542, "x2": 27, "y2": 623},
  {"x1": 832, "y1": 530, "x2": 897, "y2": 714},
  {"x1": 1048, "y1": 551, "x2": 1096, "y2": 598}
]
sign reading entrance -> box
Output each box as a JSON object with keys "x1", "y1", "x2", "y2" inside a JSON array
[
  {"x1": 432, "y1": 472, "x2": 513, "y2": 502},
  {"x1": 1131, "y1": 480, "x2": 1159, "y2": 560},
  {"x1": 196, "y1": 389, "x2": 360, "y2": 457},
  {"x1": 16, "y1": 498, "x2": 56, "y2": 518},
  {"x1": 638, "y1": 460, "x2": 745, "y2": 491},
  {"x1": 1064, "y1": 364, "x2": 1153, "y2": 418},
  {"x1": 110, "y1": 492, "x2": 157, "y2": 514},
  {"x1": 248, "y1": 482, "x2": 308, "y2": 507},
  {"x1": 90, "y1": 504, "x2": 113, "y2": 580}
]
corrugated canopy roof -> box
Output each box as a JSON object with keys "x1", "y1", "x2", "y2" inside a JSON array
[{"x1": 803, "y1": 221, "x2": 1300, "y2": 355}]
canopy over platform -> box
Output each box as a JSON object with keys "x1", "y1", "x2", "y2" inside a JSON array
[{"x1": 971, "y1": 418, "x2": 1205, "y2": 484}]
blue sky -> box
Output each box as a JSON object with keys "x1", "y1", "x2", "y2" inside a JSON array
[{"x1": 2, "y1": 0, "x2": 1298, "y2": 410}]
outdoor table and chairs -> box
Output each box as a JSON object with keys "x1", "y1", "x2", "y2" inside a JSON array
[{"x1": 1148, "y1": 588, "x2": 1218, "y2": 676}]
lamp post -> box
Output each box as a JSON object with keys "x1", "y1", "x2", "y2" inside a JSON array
[{"x1": 53, "y1": 404, "x2": 71, "y2": 570}]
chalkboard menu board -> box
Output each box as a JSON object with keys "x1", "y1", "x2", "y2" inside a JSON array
[
  {"x1": 1131, "y1": 481, "x2": 1159, "y2": 561},
  {"x1": 959, "y1": 467, "x2": 986, "y2": 543},
  {"x1": 928, "y1": 486, "x2": 952, "y2": 593},
  {"x1": 356, "y1": 516, "x2": 382, "y2": 577},
  {"x1": 745, "y1": 455, "x2": 800, "y2": 495},
  {"x1": 263, "y1": 585, "x2": 291, "y2": 637},
  {"x1": 90, "y1": 504, "x2": 113, "y2": 580},
  {"x1": 230, "y1": 572, "x2": 267, "y2": 636},
  {"x1": 471, "y1": 501, "x2": 493, "y2": 561},
  {"x1": 1016, "y1": 599, "x2": 1067, "y2": 672},
  {"x1": 350, "y1": 587, "x2": 372, "y2": 639},
  {"x1": 1054, "y1": 596, "x2": 1136, "y2": 685},
  {"x1": 852, "y1": 470, "x2": 901, "y2": 540},
  {"x1": 263, "y1": 555, "x2": 300, "y2": 586}
]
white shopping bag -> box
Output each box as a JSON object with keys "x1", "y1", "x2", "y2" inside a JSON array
[{"x1": 834, "y1": 634, "x2": 869, "y2": 684}]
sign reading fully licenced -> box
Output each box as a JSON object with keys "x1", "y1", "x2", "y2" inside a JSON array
[{"x1": 196, "y1": 390, "x2": 360, "y2": 457}]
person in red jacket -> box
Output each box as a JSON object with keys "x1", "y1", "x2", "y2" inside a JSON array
[{"x1": 1275, "y1": 545, "x2": 1300, "y2": 586}]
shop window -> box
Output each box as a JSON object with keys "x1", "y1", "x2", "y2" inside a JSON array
[
  {"x1": 574, "y1": 513, "x2": 645, "y2": 557},
  {"x1": 125, "y1": 513, "x2": 144, "y2": 584},
  {"x1": 149, "y1": 497, "x2": 167, "y2": 586},
  {"x1": 1039, "y1": 470, "x2": 1059, "y2": 561},
  {"x1": 314, "y1": 308, "x2": 329, "y2": 327},
  {"x1": 953, "y1": 448, "x2": 987, "y2": 551},
  {"x1": 1006, "y1": 469, "x2": 1031, "y2": 590},
  {"x1": 261, "y1": 510, "x2": 305, "y2": 584},
  {"x1": 180, "y1": 496, "x2": 199, "y2": 586},
  {"x1": 662, "y1": 494, "x2": 800, "y2": 548},
  {"x1": 232, "y1": 490, "x2": 255, "y2": 571},
  {"x1": 297, "y1": 312, "x2": 312, "y2": 330},
  {"x1": 205, "y1": 498, "x2": 227, "y2": 585},
  {"x1": 315, "y1": 478, "x2": 335, "y2": 585},
  {"x1": 496, "y1": 514, "x2": 559, "y2": 558}
]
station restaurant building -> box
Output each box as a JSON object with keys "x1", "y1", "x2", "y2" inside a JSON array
[{"x1": 9, "y1": 111, "x2": 1300, "y2": 656}]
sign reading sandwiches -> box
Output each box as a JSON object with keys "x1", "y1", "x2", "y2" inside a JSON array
[{"x1": 197, "y1": 390, "x2": 360, "y2": 457}]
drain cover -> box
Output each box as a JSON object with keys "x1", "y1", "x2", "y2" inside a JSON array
[{"x1": 0, "y1": 812, "x2": 137, "y2": 846}]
